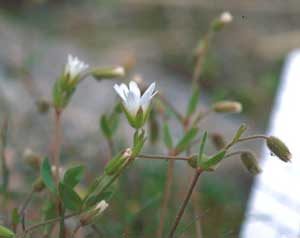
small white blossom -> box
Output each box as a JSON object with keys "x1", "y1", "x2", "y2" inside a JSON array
[
  {"x1": 219, "y1": 11, "x2": 233, "y2": 24},
  {"x1": 64, "y1": 54, "x2": 89, "y2": 80},
  {"x1": 95, "y1": 200, "x2": 109, "y2": 215},
  {"x1": 113, "y1": 81, "x2": 157, "y2": 116}
]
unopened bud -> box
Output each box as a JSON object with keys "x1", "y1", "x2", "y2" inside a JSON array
[
  {"x1": 23, "y1": 148, "x2": 42, "y2": 170},
  {"x1": 32, "y1": 177, "x2": 45, "y2": 192},
  {"x1": 91, "y1": 66, "x2": 125, "y2": 80},
  {"x1": 266, "y1": 136, "x2": 292, "y2": 162},
  {"x1": 187, "y1": 155, "x2": 198, "y2": 168},
  {"x1": 210, "y1": 133, "x2": 226, "y2": 150},
  {"x1": 211, "y1": 11, "x2": 233, "y2": 32},
  {"x1": 241, "y1": 152, "x2": 261, "y2": 175},
  {"x1": 35, "y1": 98, "x2": 51, "y2": 114},
  {"x1": 80, "y1": 200, "x2": 109, "y2": 226},
  {"x1": 212, "y1": 101, "x2": 242, "y2": 113}
]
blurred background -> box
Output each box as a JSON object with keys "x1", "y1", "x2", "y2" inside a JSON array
[{"x1": 0, "y1": 0, "x2": 299, "y2": 237}]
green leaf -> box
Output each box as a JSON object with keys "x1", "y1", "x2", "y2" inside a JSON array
[
  {"x1": 201, "y1": 150, "x2": 226, "y2": 170},
  {"x1": 100, "y1": 115, "x2": 112, "y2": 138},
  {"x1": 175, "y1": 127, "x2": 198, "y2": 153},
  {"x1": 41, "y1": 157, "x2": 56, "y2": 193},
  {"x1": 59, "y1": 182, "x2": 82, "y2": 211},
  {"x1": 232, "y1": 124, "x2": 247, "y2": 144},
  {"x1": 0, "y1": 225, "x2": 14, "y2": 237},
  {"x1": 163, "y1": 123, "x2": 173, "y2": 150},
  {"x1": 197, "y1": 131, "x2": 207, "y2": 167},
  {"x1": 63, "y1": 165, "x2": 85, "y2": 188},
  {"x1": 186, "y1": 87, "x2": 200, "y2": 117}
]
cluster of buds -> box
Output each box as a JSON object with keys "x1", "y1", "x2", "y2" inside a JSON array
[{"x1": 114, "y1": 81, "x2": 157, "y2": 129}]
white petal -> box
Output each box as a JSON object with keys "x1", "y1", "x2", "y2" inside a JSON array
[
  {"x1": 129, "y1": 81, "x2": 141, "y2": 98},
  {"x1": 140, "y1": 82, "x2": 156, "y2": 106},
  {"x1": 126, "y1": 91, "x2": 140, "y2": 115},
  {"x1": 113, "y1": 84, "x2": 127, "y2": 101}
]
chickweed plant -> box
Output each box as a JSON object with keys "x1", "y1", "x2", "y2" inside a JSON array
[{"x1": 0, "y1": 12, "x2": 291, "y2": 238}]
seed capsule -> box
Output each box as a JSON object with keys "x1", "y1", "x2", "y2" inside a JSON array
[
  {"x1": 266, "y1": 136, "x2": 292, "y2": 162},
  {"x1": 241, "y1": 152, "x2": 262, "y2": 175},
  {"x1": 212, "y1": 101, "x2": 242, "y2": 113}
]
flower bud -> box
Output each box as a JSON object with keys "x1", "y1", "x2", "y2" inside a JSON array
[
  {"x1": 91, "y1": 66, "x2": 125, "y2": 80},
  {"x1": 211, "y1": 11, "x2": 233, "y2": 32},
  {"x1": 35, "y1": 98, "x2": 51, "y2": 114},
  {"x1": 32, "y1": 177, "x2": 45, "y2": 192},
  {"x1": 80, "y1": 200, "x2": 109, "y2": 226},
  {"x1": 187, "y1": 155, "x2": 198, "y2": 168},
  {"x1": 212, "y1": 101, "x2": 242, "y2": 113},
  {"x1": 241, "y1": 152, "x2": 261, "y2": 175},
  {"x1": 210, "y1": 133, "x2": 226, "y2": 150},
  {"x1": 266, "y1": 136, "x2": 292, "y2": 162},
  {"x1": 104, "y1": 148, "x2": 132, "y2": 175},
  {"x1": 23, "y1": 148, "x2": 42, "y2": 170}
]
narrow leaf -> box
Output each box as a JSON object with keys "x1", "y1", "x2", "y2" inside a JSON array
[
  {"x1": 100, "y1": 115, "x2": 112, "y2": 138},
  {"x1": 186, "y1": 87, "x2": 200, "y2": 117},
  {"x1": 41, "y1": 157, "x2": 56, "y2": 193},
  {"x1": 201, "y1": 150, "x2": 226, "y2": 170},
  {"x1": 197, "y1": 131, "x2": 207, "y2": 167},
  {"x1": 175, "y1": 127, "x2": 198, "y2": 153},
  {"x1": 163, "y1": 123, "x2": 173, "y2": 150}
]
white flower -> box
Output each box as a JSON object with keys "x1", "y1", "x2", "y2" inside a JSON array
[
  {"x1": 219, "y1": 11, "x2": 233, "y2": 24},
  {"x1": 95, "y1": 200, "x2": 109, "y2": 214},
  {"x1": 113, "y1": 81, "x2": 157, "y2": 116},
  {"x1": 64, "y1": 54, "x2": 89, "y2": 80}
]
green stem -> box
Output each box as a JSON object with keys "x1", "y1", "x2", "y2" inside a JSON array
[
  {"x1": 168, "y1": 169, "x2": 203, "y2": 238},
  {"x1": 1, "y1": 118, "x2": 9, "y2": 206},
  {"x1": 138, "y1": 154, "x2": 190, "y2": 161}
]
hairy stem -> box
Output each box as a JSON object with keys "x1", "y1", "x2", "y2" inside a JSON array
[{"x1": 168, "y1": 169, "x2": 203, "y2": 238}]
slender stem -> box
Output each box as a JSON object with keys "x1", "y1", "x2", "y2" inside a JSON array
[
  {"x1": 71, "y1": 224, "x2": 81, "y2": 238},
  {"x1": 168, "y1": 169, "x2": 203, "y2": 238},
  {"x1": 53, "y1": 109, "x2": 64, "y2": 237},
  {"x1": 138, "y1": 154, "x2": 190, "y2": 161},
  {"x1": 225, "y1": 135, "x2": 268, "y2": 150},
  {"x1": 19, "y1": 212, "x2": 80, "y2": 238},
  {"x1": 157, "y1": 159, "x2": 174, "y2": 238},
  {"x1": 1, "y1": 118, "x2": 9, "y2": 204},
  {"x1": 236, "y1": 135, "x2": 268, "y2": 143},
  {"x1": 191, "y1": 109, "x2": 212, "y2": 127},
  {"x1": 224, "y1": 150, "x2": 252, "y2": 158},
  {"x1": 19, "y1": 189, "x2": 35, "y2": 231},
  {"x1": 53, "y1": 109, "x2": 62, "y2": 185}
]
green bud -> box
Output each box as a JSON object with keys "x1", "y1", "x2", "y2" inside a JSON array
[
  {"x1": 213, "y1": 101, "x2": 242, "y2": 113},
  {"x1": 32, "y1": 177, "x2": 45, "y2": 192},
  {"x1": 187, "y1": 155, "x2": 198, "y2": 168},
  {"x1": 266, "y1": 136, "x2": 292, "y2": 162},
  {"x1": 104, "y1": 148, "x2": 132, "y2": 175},
  {"x1": 241, "y1": 152, "x2": 261, "y2": 175},
  {"x1": 211, "y1": 11, "x2": 233, "y2": 32},
  {"x1": 0, "y1": 225, "x2": 14, "y2": 238},
  {"x1": 91, "y1": 66, "x2": 125, "y2": 80},
  {"x1": 23, "y1": 148, "x2": 42, "y2": 171}
]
